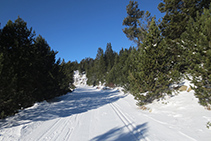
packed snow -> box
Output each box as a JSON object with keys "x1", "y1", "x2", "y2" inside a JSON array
[{"x1": 0, "y1": 71, "x2": 211, "y2": 141}]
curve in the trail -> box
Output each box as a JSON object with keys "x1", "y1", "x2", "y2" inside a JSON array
[{"x1": 13, "y1": 86, "x2": 145, "y2": 141}]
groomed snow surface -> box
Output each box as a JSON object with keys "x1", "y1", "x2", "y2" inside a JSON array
[{"x1": 0, "y1": 71, "x2": 211, "y2": 141}]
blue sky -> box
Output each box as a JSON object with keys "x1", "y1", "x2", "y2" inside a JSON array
[{"x1": 1, "y1": 0, "x2": 164, "y2": 62}]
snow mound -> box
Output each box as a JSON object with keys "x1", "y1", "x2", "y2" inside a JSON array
[
  {"x1": 73, "y1": 70, "x2": 88, "y2": 86},
  {"x1": 141, "y1": 81, "x2": 211, "y2": 140}
]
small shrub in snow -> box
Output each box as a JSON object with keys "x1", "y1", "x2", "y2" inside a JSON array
[
  {"x1": 162, "y1": 102, "x2": 168, "y2": 105},
  {"x1": 206, "y1": 122, "x2": 211, "y2": 129}
]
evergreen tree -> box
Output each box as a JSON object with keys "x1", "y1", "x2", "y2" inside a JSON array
[
  {"x1": 32, "y1": 35, "x2": 57, "y2": 101},
  {"x1": 123, "y1": 1, "x2": 153, "y2": 45},
  {"x1": 157, "y1": 0, "x2": 210, "y2": 73},
  {"x1": 63, "y1": 60, "x2": 75, "y2": 90},
  {"x1": 129, "y1": 19, "x2": 177, "y2": 105},
  {"x1": 158, "y1": 0, "x2": 210, "y2": 39},
  {"x1": 120, "y1": 47, "x2": 134, "y2": 89},
  {"x1": 181, "y1": 7, "x2": 211, "y2": 106},
  {"x1": 104, "y1": 43, "x2": 115, "y2": 72},
  {"x1": 0, "y1": 17, "x2": 75, "y2": 118},
  {"x1": 96, "y1": 47, "x2": 104, "y2": 60},
  {"x1": 85, "y1": 48, "x2": 105, "y2": 85},
  {"x1": 106, "y1": 52, "x2": 119, "y2": 87},
  {"x1": 78, "y1": 57, "x2": 96, "y2": 85},
  {"x1": 85, "y1": 58, "x2": 95, "y2": 85},
  {"x1": 0, "y1": 17, "x2": 36, "y2": 115},
  {"x1": 78, "y1": 58, "x2": 94, "y2": 74},
  {"x1": 106, "y1": 48, "x2": 133, "y2": 88},
  {"x1": 98, "y1": 53, "x2": 106, "y2": 84},
  {"x1": 55, "y1": 59, "x2": 74, "y2": 95}
]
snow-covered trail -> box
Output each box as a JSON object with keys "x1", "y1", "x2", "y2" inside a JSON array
[
  {"x1": 0, "y1": 86, "x2": 147, "y2": 141},
  {"x1": 0, "y1": 85, "x2": 210, "y2": 141}
]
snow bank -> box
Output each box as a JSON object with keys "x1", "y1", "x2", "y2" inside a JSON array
[
  {"x1": 142, "y1": 85, "x2": 211, "y2": 140},
  {"x1": 73, "y1": 70, "x2": 88, "y2": 86}
]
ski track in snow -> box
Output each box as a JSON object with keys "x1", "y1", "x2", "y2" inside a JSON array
[
  {"x1": 0, "y1": 82, "x2": 211, "y2": 140},
  {"x1": 109, "y1": 102, "x2": 149, "y2": 141}
]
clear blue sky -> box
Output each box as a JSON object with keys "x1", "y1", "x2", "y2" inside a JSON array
[{"x1": 0, "y1": 0, "x2": 164, "y2": 62}]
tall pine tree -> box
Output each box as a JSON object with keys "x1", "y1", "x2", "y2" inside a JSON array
[
  {"x1": 181, "y1": 6, "x2": 211, "y2": 106},
  {"x1": 129, "y1": 19, "x2": 176, "y2": 105},
  {"x1": 0, "y1": 17, "x2": 75, "y2": 118},
  {"x1": 123, "y1": 1, "x2": 153, "y2": 46},
  {"x1": 104, "y1": 43, "x2": 115, "y2": 72}
]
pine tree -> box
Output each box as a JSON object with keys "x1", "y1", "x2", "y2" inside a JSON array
[
  {"x1": 0, "y1": 17, "x2": 36, "y2": 115},
  {"x1": 157, "y1": 0, "x2": 210, "y2": 73},
  {"x1": 129, "y1": 19, "x2": 176, "y2": 105},
  {"x1": 87, "y1": 47, "x2": 106, "y2": 85},
  {"x1": 98, "y1": 53, "x2": 106, "y2": 84},
  {"x1": 0, "y1": 53, "x2": 6, "y2": 118},
  {"x1": 158, "y1": 0, "x2": 210, "y2": 39},
  {"x1": 0, "y1": 17, "x2": 74, "y2": 118},
  {"x1": 181, "y1": 6, "x2": 211, "y2": 106},
  {"x1": 123, "y1": 1, "x2": 153, "y2": 45},
  {"x1": 106, "y1": 51, "x2": 119, "y2": 87},
  {"x1": 104, "y1": 43, "x2": 115, "y2": 72},
  {"x1": 106, "y1": 47, "x2": 133, "y2": 88},
  {"x1": 121, "y1": 47, "x2": 134, "y2": 89},
  {"x1": 85, "y1": 59, "x2": 96, "y2": 86},
  {"x1": 32, "y1": 35, "x2": 58, "y2": 100},
  {"x1": 57, "y1": 59, "x2": 74, "y2": 94}
]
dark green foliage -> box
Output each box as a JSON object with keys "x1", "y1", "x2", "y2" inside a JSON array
[
  {"x1": 158, "y1": 0, "x2": 211, "y2": 107},
  {"x1": 158, "y1": 0, "x2": 211, "y2": 73},
  {"x1": 78, "y1": 43, "x2": 134, "y2": 89},
  {"x1": 94, "y1": 47, "x2": 106, "y2": 84},
  {"x1": 128, "y1": 19, "x2": 178, "y2": 105},
  {"x1": 106, "y1": 47, "x2": 133, "y2": 89},
  {"x1": 181, "y1": 7, "x2": 211, "y2": 106},
  {"x1": 123, "y1": 0, "x2": 153, "y2": 45},
  {"x1": 0, "y1": 17, "x2": 74, "y2": 118},
  {"x1": 59, "y1": 60, "x2": 75, "y2": 93},
  {"x1": 78, "y1": 49, "x2": 105, "y2": 86},
  {"x1": 105, "y1": 43, "x2": 115, "y2": 72},
  {"x1": 0, "y1": 17, "x2": 36, "y2": 117},
  {"x1": 78, "y1": 58, "x2": 94, "y2": 73},
  {"x1": 79, "y1": 44, "x2": 119, "y2": 86},
  {"x1": 31, "y1": 35, "x2": 58, "y2": 101},
  {"x1": 158, "y1": 0, "x2": 210, "y2": 39}
]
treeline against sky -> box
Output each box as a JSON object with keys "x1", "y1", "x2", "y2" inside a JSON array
[
  {"x1": 78, "y1": 0, "x2": 211, "y2": 107},
  {"x1": 0, "y1": 18, "x2": 77, "y2": 118}
]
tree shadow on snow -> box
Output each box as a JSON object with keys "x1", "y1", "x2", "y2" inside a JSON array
[
  {"x1": 0, "y1": 87, "x2": 127, "y2": 128},
  {"x1": 90, "y1": 122, "x2": 148, "y2": 141}
]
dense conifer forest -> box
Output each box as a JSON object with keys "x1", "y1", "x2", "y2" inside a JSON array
[
  {"x1": 77, "y1": 0, "x2": 211, "y2": 107},
  {"x1": 0, "y1": 17, "x2": 77, "y2": 118}
]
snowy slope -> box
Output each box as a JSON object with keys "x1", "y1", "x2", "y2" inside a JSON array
[{"x1": 0, "y1": 72, "x2": 211, "y2": 141}]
